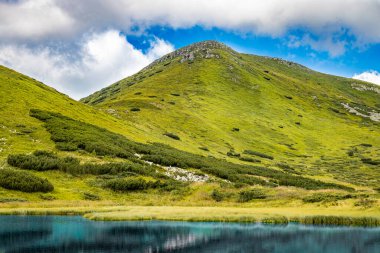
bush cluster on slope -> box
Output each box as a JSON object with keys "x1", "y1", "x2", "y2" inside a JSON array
[
  {"x1": 104, "y1": 178, "x2": 164, "y2": 192},
  {"x1": 28, "y1": 109, "x2": 354, "y2": 191},
  {"x1": 8, "y1": 150, "x2": 158, "y2": 177},
  {"x1": 0, "y1": 169, "x2": 53, "y2": 193}
]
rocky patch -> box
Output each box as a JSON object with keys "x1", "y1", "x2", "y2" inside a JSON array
[{"x1": 341, "y1": 103, "x2": 380, "y2": 122}]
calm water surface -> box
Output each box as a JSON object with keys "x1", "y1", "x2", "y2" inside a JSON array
[{"x1": 0, "y1": 215, "x2": 379, "y2": 253}]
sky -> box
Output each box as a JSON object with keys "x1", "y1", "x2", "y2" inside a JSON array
[{"x1": 0, "y1": 0, "x2": 380, "y2": 99}]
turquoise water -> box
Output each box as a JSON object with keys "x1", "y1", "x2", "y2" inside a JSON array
[{"x1": 0, "y1": 216, "x2": 379, "y2": 252}]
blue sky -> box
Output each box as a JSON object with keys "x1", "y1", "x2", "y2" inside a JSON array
[{"x1": 0, "y1": 0, "x2": 379, "y2": 99}]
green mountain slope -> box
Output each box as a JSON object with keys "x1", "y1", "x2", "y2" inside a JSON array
[
  {"x1": 0, "y1": 65, "x2": 147, "y2": 158},
  {"x1": 0, "y1": 41, "x2": 379, "y2": 209},
  {"x1": 82, "y1": 41, "x2": 380, "y2": 187}
]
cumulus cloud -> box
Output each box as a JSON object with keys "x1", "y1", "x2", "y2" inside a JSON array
[
  {"x1": 1, "y1": 0, "x2": 380, "y2": 44},
  {"x1": 0, "y1": 30, "x2": 174, "y2": 99},
  {"x1": 0, "y1": 0, "x2": 74, "y2": 41},
  {"x1": 353, "y1": 71, "x2": 380, "y2": 86}
]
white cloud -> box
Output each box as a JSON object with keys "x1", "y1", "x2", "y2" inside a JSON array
[
  {"x1": 353, "y1": 71, "x2": 380, "y2": 86},
  {"x1": 0, "y1": 30, "x2": 174, "y2": 99},
  {"x1": 0, "y1": 0, "x2": 74, "y2": 41},
  {"x1": 287, "y1": 34, "x2": 347, "y2": 57},
  {"x1": 2, "y1": 0, "x2": 380, "y2": 44}
]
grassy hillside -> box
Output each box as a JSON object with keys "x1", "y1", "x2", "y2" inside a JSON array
[
  {"x1": 0, "y1": 65, "x2": 151, "y2": 159},
  {"x1": 82, "y1": 41, "x2": 380, "y2": 187},
  {"x1": 0, "y1": 41, "x2": 379, "y2": 219}
]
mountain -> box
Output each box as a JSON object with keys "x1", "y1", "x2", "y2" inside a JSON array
[
  {"x1": 82, "y1": 40, "x2": 380, "y2": 187},
  {"x1": 0, "y1": 41, "x2": 379, "y2": 208}
]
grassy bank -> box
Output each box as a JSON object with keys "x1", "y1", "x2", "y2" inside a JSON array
[
  {"x1": 1, "y1": 204, "x2": 379, "y2": 226},
  {"x1": 83, "y1": 206, "x2": 380, "y2": 226}
]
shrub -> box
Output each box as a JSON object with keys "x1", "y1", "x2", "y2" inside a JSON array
[
  {"x1": 227, "y1": 150, "x2": 240, "y2": 157},
  {"x1": 27, "y1": 110, "x2": 354, "y2": 191},
  {"x1": 7, "y1": 152, "x2": 78, "y2": 172},
  {"x1": 239, "y1": 157, "x2": 260, "y2": 163},
  {"x1": 211, "y1": 189, "x2": 224, "y2": 202},
  {"x1": 0, "y1": 169, "x2": 54, "y2": 193},
  {"x1": 163, "y1": 132, "x2": 180, "y2": 140},
  {"x1": 104, "y1": 178, "x2": 162, "y2": 192},
  {"x1": 56, "y1": 142, "x2": 78, "y2": 151},
  {"x1": 361, "y1": 158, "x2": 380, "y2": 165},
  {"x1": 243, "y1": 150, "x2": 274, "y2": 160},
  {"x1": 83, "y1": 192, "x2": 101, "y2": 201},
  {"x1": 354, "y1": 198, "x2": 376, "y2": 208},
  {"x1": 277, "y1": 163, "x2": 300, "y2": 175},
  {"x1": 130, "y1": 108, "x2": 140, "y2": 112},
  {"x1": 238, "y1": 189, "x2": 266, "y2": 202},
  {"x1": 39, "y1": 194, "x2": 56, "y2": 201},
  {"x1": 302, "y1": 193, "x2": 352, "y2": 203},
  {"x1": 0, "y1": 198, "x2": 27, "y2": 203},
  {"x1": 8, "y1": 151, "x2": 157, "y2": 177}
]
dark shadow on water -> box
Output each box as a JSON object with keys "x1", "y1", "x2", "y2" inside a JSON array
[{"x1": 0, "y1": 216, "x2": 379, "y2": 253}]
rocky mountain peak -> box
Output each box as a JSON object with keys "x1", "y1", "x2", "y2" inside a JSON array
[{"x1": 144, "y1": 40, "x2": 235, "y2": 70}]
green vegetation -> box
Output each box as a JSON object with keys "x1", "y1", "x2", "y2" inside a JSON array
[
  {"x1": 302, "y1": 216, "x2": 380, "y2": 227},
  {"x1": 211, "y1": 189, "x2": 224, "y2": 202},
  {"x1": 238, "y1": 189, "x2": 266, "y2": 202},
  {"x1": 302, "y1": 193, "x2": 353, "y2": 203},
  {"x1": 8, "y1": 150, "x2": 157, "y2": 176},
  {"x1": 1, "y1": 41, "x2": 380, "y2": 223},
  {"x1": 26, "y1": 109, "x2": 353, "y2": 191},
  {"x1": 243, "y1": 150, "x2": 274, "y2": 160},
  {"x1": 83, "y1": 192, "x2": 101, "y2": 201},
  {"x1": 104, "y1": 178, "x2": 164, "y2": 192},
  {"x1": 0, "y1": 169, "x2": 53, "y2": 193},
  {"x1": 163, "y1": 132, "x2": 180, "y2": 140},
  {"x1": 239, "y1": 157, "x2": 261, "y2": 163},
  {"x1": 78, "y1": 206, "x2": 380, "y2": 227}
]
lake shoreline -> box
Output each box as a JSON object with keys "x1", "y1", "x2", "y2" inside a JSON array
[{"x1": 1, "y1": 205, "x2": 379, "y2": 227}]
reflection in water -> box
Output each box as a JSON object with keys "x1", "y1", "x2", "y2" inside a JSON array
[{"x1": 0, "y1": 216, "x2": 379, "y2": 253}]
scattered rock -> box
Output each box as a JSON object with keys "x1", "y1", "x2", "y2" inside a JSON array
[
  {"x1": 351, "y1": 83, "x2": 380, "y2": 94},
  {"x1": 341, "y1": 103, "x2": 380, "y2": 122}
]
